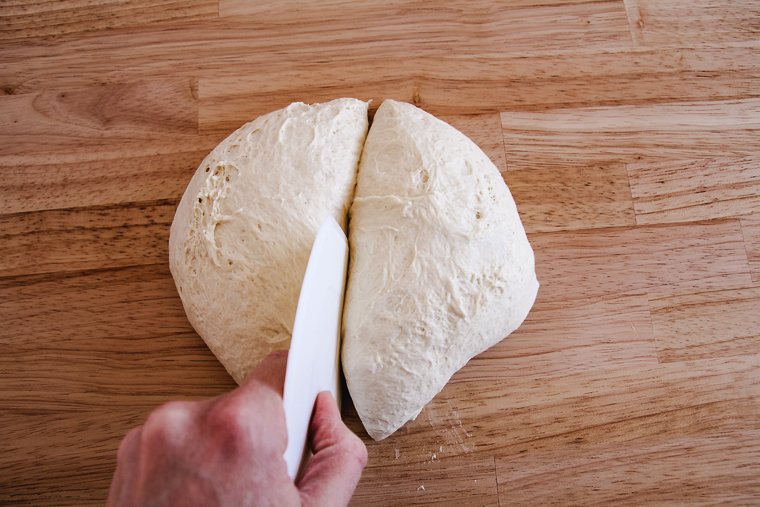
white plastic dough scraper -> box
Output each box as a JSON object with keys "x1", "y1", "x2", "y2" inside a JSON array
[{"x1": 282, "y1": 217, "x2": 349, "y2": 480}]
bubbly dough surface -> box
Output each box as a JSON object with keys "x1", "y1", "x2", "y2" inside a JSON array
[
  {"x1": 342, "y1": 99, "x2": 539, "y2": 440},
  {"x1": 169, "y1": 98, "x2": 369, "y2": 384}
]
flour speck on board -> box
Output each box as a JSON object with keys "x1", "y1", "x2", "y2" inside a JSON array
[
  {"x1": 394, "y1": 448, "x2": 400, "y2": 460},
  {"x1": 417, "y1": 485, "x2": 426, "y2": 492}
]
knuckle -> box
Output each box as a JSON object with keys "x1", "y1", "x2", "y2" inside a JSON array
[
  {"x1": 141, "y1": 401, "x2": 193, "y2": 447},
  {"x1": 207, "y1": 398, "x2": 252, "y2": 440},
  {"x1": 245, "y1": 379, "x2": 273, "y2": 401}
]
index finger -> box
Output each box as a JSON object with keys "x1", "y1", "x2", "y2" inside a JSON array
[
  {"x1": 297, "y1": 392, "x2": 367, "y2": 506},
  {"x1": 214, "y1": 350, "x2": 288, "y2": 419},
  {"x1": 243, "y1": 349, "x2": 288, "y2": 396}
]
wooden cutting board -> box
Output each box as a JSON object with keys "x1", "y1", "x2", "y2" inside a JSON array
[{"x1": 2, "y1": 1, "x2": 759, "y2": 505}]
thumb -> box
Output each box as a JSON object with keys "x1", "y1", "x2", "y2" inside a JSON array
[{"x1": 297, "y1": 392, "x2": 368, "y2": 507}]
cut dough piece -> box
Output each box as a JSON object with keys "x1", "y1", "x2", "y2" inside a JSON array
[
  {"x1": 170, "y1": 98, "x2": 368, "y2": 384},
  {"x1": 343, "y1": 100, "x2": 539, "y2": 440}
]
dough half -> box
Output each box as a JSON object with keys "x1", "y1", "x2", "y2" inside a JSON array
[
  {"x1": 343, "y1": 100, "x2": 539, "y2": 440},
  {"x1": 169, "y1": 98, "x2": 368, "y2": 384}
]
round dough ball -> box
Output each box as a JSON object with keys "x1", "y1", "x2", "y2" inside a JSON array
[
  {"x1": 170, "y1": 98, "x2": 368, "y2": 384},
  {"x1": 343, "y1": 100, "x2": 539, "y2": 440}
]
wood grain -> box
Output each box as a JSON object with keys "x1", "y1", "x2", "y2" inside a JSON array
[
  {"x1": 505, "y1": 164, "x2": 635, "y2": 232},
  {"x1": 0, "y1": 409, "x2": 146, "y2": 506},
  {"x1": 628, "y1": 156, "x2": 760, "y2": 225},
  {"x1": 2, "y1": 149, "x2": 210, "y2": 214},
  {"x1": 454, "y1": 293, "x2": 658, "y2": 382},
  {"x1": 496, "y1": 430, "x2": 760, "y2": 505},
  {"x1": 501, "y1": 99, "x2": 760, "y2": 170},
  {"x1": 2, "y1": 1, "x2": 631, "y2": 94},
  {"x1": 351, "y1": 456, "x2": 499, "y2": 507},
  {"x1": 0, "y1": 78, "x2": 202, "y2": 166},
  {"x1": 531, "y1": 220, "x2": 751, "y2": 301},
  {"x1": 347, "y1": 356, "x2": 760, "y2": 466},
  {"x1": 0, "y1": 0, "x2": 218, "y2": 41},
  {"x1": 0, "y1": 264, "x2": 233, "y2": 504},
  {"x1": 0, "y1": 79, "x2": 198, "y2": 143},
  {"x1": 625, "y1": 0, "x2": 760, "y2": 47},
  {"x1": 219, "y1": 0, "x2": 599, "y2": 18},
  {"x1": 650, "y1": 286, "x2": 760, "y2": 362},
  {"x1": 0, "y1": 264, "x2": 233, "y2": 412},
  {"x1": 0, "y1": 201, "x2": 174, "y2": 277},
  {"x1": 0, "y1": 79, "x2": 217, "y2": 213},
  {"x1": 3, "y1": 1, "x2": 760, "y2": 505},
  {"x1": 196, "y1": 42, "x2": 760, "y2": 120}
]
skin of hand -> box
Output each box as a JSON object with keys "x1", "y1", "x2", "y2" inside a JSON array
[{"x1": 107, "y1": 351, "x2": 368, "y2": 507}]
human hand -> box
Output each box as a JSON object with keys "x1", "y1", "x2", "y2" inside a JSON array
[{"x1": 107, "y1": 351, "x2": 368, "y2": 507}]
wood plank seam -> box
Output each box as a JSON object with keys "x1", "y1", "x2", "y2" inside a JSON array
[
  {"x1": 622, "y1": 0, "x2": 642, "y2": 47},
  {"x1": 739, "y1": 216, "x2": 756, "y2": 274},
  {"x1": 492, "y1": 455, "x2": 501, "y2": 507}
]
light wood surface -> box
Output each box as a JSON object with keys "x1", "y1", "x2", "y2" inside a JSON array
[{"x1": 1, "y1": 1, "x2": 759, "y2": 505}]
